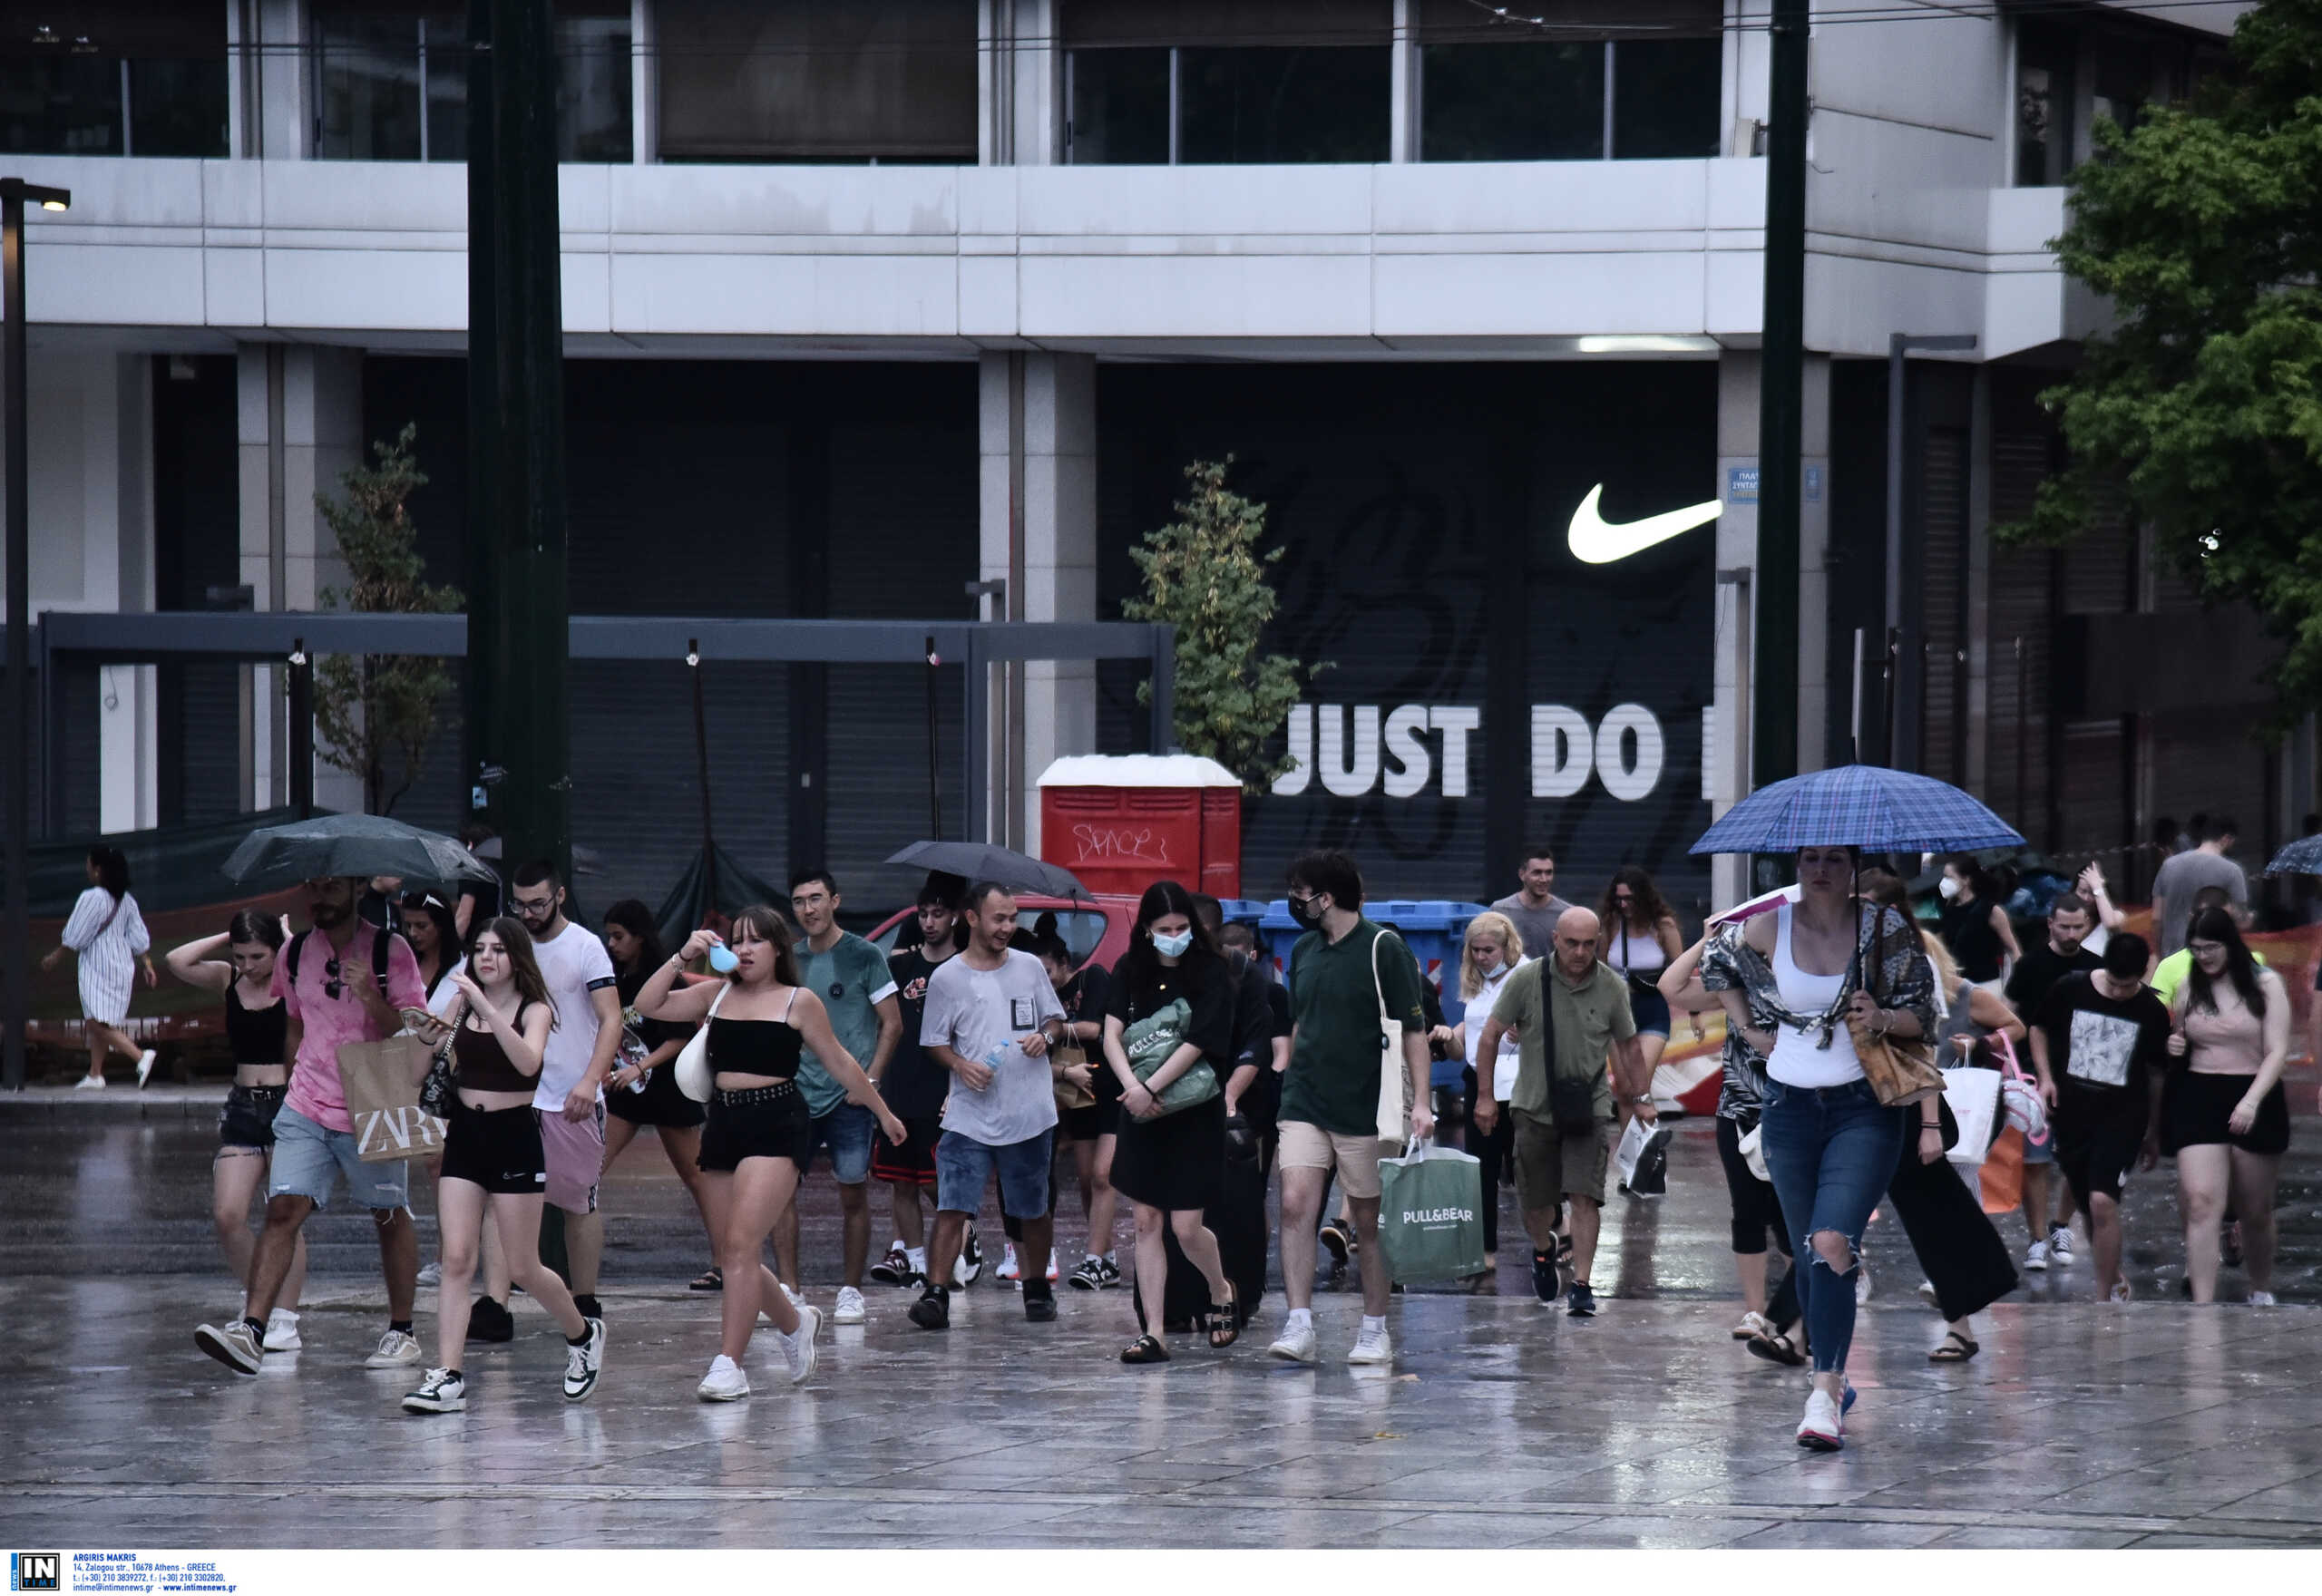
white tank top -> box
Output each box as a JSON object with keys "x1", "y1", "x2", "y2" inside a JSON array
[
  {"x1": 1610, "y1": 924, "x2": 1667, "y2": 975},
  {"x1": 1768, "y1": 904, "x2": 1864, "y2": 1088}
]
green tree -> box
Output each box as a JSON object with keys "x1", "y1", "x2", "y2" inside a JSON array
[
  {"x1": 311, "y1": 424, "x2": 463, "y2": 814},
  {"x1": 1125, "y1": 459, "x2": 1320, "y2": 791},
  {"x1": 2009, "y1": 0, "x2": 2322, "y2": 711}
]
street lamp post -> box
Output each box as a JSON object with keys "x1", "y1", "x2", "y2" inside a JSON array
[{"x1": 4, "y1": 176, "x2": 71, "y2": 1093}]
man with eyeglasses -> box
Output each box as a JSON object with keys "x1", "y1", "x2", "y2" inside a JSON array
[{"x1": 196, "y1": 874, "x2": 430, "y2": 1375}]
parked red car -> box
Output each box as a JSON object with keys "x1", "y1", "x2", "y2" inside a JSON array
[{"x1": 866, "y1": 893, "x2": 1142, "y2": 974}]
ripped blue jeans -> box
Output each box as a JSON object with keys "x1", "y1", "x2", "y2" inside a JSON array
[{"x1": 1760, "y1": 1076, "x2": 1906, "y2": 1375}]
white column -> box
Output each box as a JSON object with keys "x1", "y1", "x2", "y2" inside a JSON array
[
  {"x1": 1712, "y1": 350, "x2": 1759, "y2": 910},
  {"x1": 630, "y1": 0, "x2": 657, "y2": 163},
  {"x1": 1390, "y1": 0, "x2": 1420, "y2": 161},
  {"x1": 256, "y1": 0, "x2": 308, "y2": 161}
]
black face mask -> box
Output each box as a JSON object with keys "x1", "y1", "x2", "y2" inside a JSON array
[{"x1": 1287, "y1": 894, "x2": 1324, "y2": 931}]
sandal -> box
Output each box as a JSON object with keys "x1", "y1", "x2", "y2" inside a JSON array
[
  {"x1": 1121, "y1": 1334, "x2": 1170, "y2": 1365},
  {"x1": 1747, "y1": 1329, "x2": 1807, "y2": 1367},
  {"x1": 1929, "y1": 1328, "x2": 1979, "y2": 1363},
  {"x1": 1207, "y1": 1282, "x2": 1240, "y2": 1348},
  {"x1": 689, "y1": 1267, "x2": 724, "y2": 1293}
]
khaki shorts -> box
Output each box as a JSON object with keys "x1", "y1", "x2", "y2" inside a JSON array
[
  {"x1": 1511, "y1": 1107, "x2": 1610, "y2": 1211},
  {"x1": 1278, "y1": 1120, "x2": 1386, "y2": 1201}
]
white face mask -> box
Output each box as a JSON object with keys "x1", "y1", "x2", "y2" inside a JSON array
[
  {"x1": 1152, "y1": 930, "x2": 1194, "y2": 959},
  {"x1": 1938, "y1": 876, "x2": 1962, "y2": 901}
]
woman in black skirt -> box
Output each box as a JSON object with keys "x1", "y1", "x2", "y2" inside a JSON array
[
  {"x1": 1102, "y1": 880, "x2": 1237, "y2": 1363},
  {"x1": 600, "y1": 899, "x2": 720, "y2": 1290}
]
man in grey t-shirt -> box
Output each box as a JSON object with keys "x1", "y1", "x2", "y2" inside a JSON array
[
  {"x1": 1492, "y1": 845, "x2": 1573, "y2": 960},
  {"x1": 908, "y1": 883, "x2": 1066, "y2": 1332},
  {"x1": 2151, "y1": 815, "x2": 2247, "y2": 957}
]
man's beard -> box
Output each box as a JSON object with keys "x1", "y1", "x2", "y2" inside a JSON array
[{"x1": 310, "y1": 900, "x2": 350, "y2": 928}]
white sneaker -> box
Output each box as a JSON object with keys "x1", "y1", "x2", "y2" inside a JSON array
[
  {"x1": 2107, "y1": 1281, "x2": 2132, "y2": 1304},
  {"x1": 997, "y1": 1243, "x2": 1021, "y2": 1283},
  {"x1": 2047, "y1": 1227, "x2": 2075, "y2": 1265},
  {"x1": 1267, "y1": 1320, "x2": 1318, "y2": 1364},
  {"x1": 1347, "y1": 1325, "x2": 1393, "y2": 1366},
  {"x1": 262, "y1": 1309, "x2": 302, "y2": 1352},
  {"x1": 783, "y1": 1304, "x2": 823, "y2": 1386},
  {"x1": 1917, "y1": 1280, "x2": 1939, "y2": 1308},
  {"x1": 365, "y1": 1329, "x2": 423, "y2": 1368},
  {"x1": 417, "y1": 1261, "x2": 442, "y2": 1287},
  {"x1": 562, "y1": 1319, "x2": 605, "y2": 1402},
  {"x1": 2024, "y1": 1241, "x2": 2050, "y2": 1272},
  {"x1": 401, "y1": 1367, "x2": 465, "y2": 1414},
  {"x1": 698, "y1": 1354, "x2": 749, "y2": 1402},
  {"x1": 73, "y1": 1075, "x2": 106, "y2": 1091},
  {"x1": 1797, "y1": 1388, "x2": 1844, "y2": 1452},
  {"x1": 2248, "y1": 1290, "x2": 2278, "y2": 1307},
  {"x1": 135, "y1": 1049, "x2": 157, "y2": 1087},
  {"x1": 1045, "y1": 1252, "x2": 1059, "y2": 1282},
  {"x1": 833, "y1": 1285, "x2": 866, "y2": 1325}
]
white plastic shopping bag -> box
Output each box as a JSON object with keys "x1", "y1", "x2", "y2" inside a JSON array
[{"x1": 1941, "y1": 1066, "x2": 2002, "y2": 1169}]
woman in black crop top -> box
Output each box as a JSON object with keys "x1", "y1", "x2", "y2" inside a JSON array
[
  {"x1": 600, "y1": 900, "x2": 717, "y2": 1291},
  {"x1": 404, "y1": 919, "x2": 602, "y2": 1416},
  {"x1": 637, "y1": 903, "x2": 906, "y2": 1403},
  {"x1": 165, "y1": 909, "x2": 308, "y2": 1349}
]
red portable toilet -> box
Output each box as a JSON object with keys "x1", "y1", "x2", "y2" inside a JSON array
[{"x1": 1037, "y1": 754, "x2": 1242, "y2": 900}]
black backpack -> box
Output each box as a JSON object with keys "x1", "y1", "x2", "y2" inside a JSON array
[{"x1": 285, "y1": 926, "x2": 394, "y2": 995}]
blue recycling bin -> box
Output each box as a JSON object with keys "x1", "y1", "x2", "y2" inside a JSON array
[{"x1": 1254, "y1": 899, "x2": 1489, "y2": 1090}]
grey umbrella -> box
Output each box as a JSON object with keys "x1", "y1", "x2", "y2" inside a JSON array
[
  {"x1": 221, "y1": 813, "x2": 495, "y2": 890},
  {"x1": 883, "y1": 841, "x2": 1090, "y2": 900}
]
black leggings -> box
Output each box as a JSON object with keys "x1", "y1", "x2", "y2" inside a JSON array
[
  {"x1": 1719, "y1": 1114, "x2": 1802, "y2": 1328},
  {"x1": 1460, "y1": 1066, "x2": 1515, "y2": 1253}
]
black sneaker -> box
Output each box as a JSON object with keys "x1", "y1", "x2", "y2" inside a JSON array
[
  {"x1": 1067, "y1": 1257, "x2": 1107, "y2": 1291},
  {"x1": 1023, "y1": 1289, "x2": 1058, "y2": 1323},
  {"x1": 1318, "y1": 1221, "x2": 1351, "y2": 1268},
  {"x1": 1531, "y1": 1250, "x2": 1559, "y2": 1304},
  {"x1": 1566, "y1": 1280, "x2": 1597, "y2": 1319},
  {"x1": 1096, "y1": 1258, "x2": 1123, "y2": 1289},
  {"x1": 870, "y1": 1245, "x2": 912, "y2": 1286},
  {"x1": 467, "y1": 1297, "x2": 515, "y2": 1344},
  {"x1": 908, "y1": 1284, "x2": 951, "y2": 1330}
]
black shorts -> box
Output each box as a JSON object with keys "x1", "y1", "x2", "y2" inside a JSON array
[
  {"x1": 697, "y1": 1083, "x2": 812, "y2": 1173},
  {"x1": 2052, "y1": 1099, "x2": 2145, "y2": 1204},
  {"x1": 605, "y1": 1065, "x2": 707, "y2": 1129},
  {"x1": 2161, "y1": 1072, "x2": 2291, "y2": 1157},
  {"x1": 218, "y1": 1084, "x2": 287, "y2": 1151},
  {"x1": 438, "y1": 1101, "x2": 550, "y2": 1196},
  {"x1": 871, "y1": 1114, "x2": 941, "y2": 1187},
  {"x1": 1062, "y1": 1098, "x2": 1118, "y2": 1142}
]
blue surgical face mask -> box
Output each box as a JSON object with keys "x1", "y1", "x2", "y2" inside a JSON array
[{"x1": 1153, "y1": 930, "x2": 1194, "y2": 959}]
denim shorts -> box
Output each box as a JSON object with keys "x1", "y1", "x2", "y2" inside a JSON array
[
  {"x1": 935, "y1": 1128, "x2": 1053, "y2": 1220},
  {"x1": 267, "y1": 1103, "x2": 410, "y2": 1212},
  {"x1": 805, "y1": 1101, "x2": 876, "y2": 1185}
]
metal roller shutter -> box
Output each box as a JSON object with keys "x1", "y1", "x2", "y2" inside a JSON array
[
  {"x1": 1920, "y1": 425, "x2": 1968, "y2": 784},
  {"x1": 1986, "y1": 432, "x2": 2054, "y2": 840}
]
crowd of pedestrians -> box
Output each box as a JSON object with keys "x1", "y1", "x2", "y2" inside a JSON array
[{"x1": 26, "y1": 813, "x2": 2298, "y2": 1451}]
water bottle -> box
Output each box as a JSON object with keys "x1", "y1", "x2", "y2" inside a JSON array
[{"x1": 707, "y1": 944, "x2": 738, "y2": 975}]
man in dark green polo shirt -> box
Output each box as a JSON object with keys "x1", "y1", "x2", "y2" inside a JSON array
[
  {"x1": 1478, "y1": 906, "x2": 1640, "y2": 1318},
  {"x1": 1266, "y1": 850, "x2": 1433, "y2": 1369}
]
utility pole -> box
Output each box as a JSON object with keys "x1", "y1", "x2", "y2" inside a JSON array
[
  {"x1": 465, "y1": 0, "x2": 571, "y2": 885},
  {"x1": 1751, "y1": 0, "x2": 1809, "y2": 793}
]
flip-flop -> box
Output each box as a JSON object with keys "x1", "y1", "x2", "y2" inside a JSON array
[
  {"x1": 688, "y1": 1267, "x2": 724, "y2": 1292},
  {"x1": 1748, "y1": 1329, "x2": 1807, "y2": 1367},
  {"x1": 1929, "y1": 1328, "x2": 1980, "y2": 1362}
]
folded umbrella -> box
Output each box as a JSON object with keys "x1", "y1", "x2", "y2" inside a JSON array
[
  {"x1": 1689, "y1": 764, "x2": 2024, "y2": 857},
  {"x1": 222, "y1": 813, "x2": 495, "y2": 890},
  {"x1": 883, "y1": 841, "x2": 1090, "y2": 900}
]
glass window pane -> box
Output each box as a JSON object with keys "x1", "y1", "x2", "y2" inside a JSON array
[
  {"x1": 128, "y1": 59, "x2": 229, "y2": 158},
  {"x1": 2015, "y1": 22, "x2": 2074, "y2": 187},
  {"x1": 0, "y1": 55, "x2": 124, "y2": 155},
  {"x1": 420, "y1": 14, "x2": 466, "y2": 162},
  {"x1": 1178, "y1": 46, "x2": 1390, "y2": 164},
  {"x1": 1420, "y1": 42, "x2": 1602, "y2": 161},
  {"x1": 315, "y1": 15, "x2": 423, "y2": 161},
  {"x1": 556, "y1": 15, "x2": 634, "y2": 162},
  {"x1": 1611, "y1": 37, "x2": 1720, "y2": 160},
  {"x1": 1068, "y1": 47, "x2": 1169, "y2": 164}
]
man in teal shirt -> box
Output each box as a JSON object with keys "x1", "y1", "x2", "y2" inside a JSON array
[{"x1": 783, "y1": 870, "x2": 902, "y2": 1328}]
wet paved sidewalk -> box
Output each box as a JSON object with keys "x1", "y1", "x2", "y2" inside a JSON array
[{"x1": 4, "y1": 1109, "x2": 2318, "y2": 1549}]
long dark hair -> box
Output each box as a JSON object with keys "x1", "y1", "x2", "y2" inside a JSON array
[
  {"x1": 727, "y1": 904, "x2": 804, "y2": 988},
  {"x1": 602, "y1": 898, "x2": 668, "y2": 1002},
  {"x1": 398, "y1": 891, "x2": 458, "y2": 968},
  {"x1": 1946, "y1": 854, "x2": 1998, "y2": 903},
  {"x1": 2183, "y1": 906, "x2": 2266, "y2": 1017},
  {"x1": 1598, "y1": 864, "x2": 1672, "y2": 939},
  {"x1": 227, "y1": 909, "x2": 284, "y2": 950},
  {"x1": 90, "y1": 846, "x2": 129, "y2": 901},
  {"x1": 472, "y1": 915, "x2": 557, "y2": 1027},
  {"x1": 1117, "y1": 879, "x2": 1221, "y2": 997}
]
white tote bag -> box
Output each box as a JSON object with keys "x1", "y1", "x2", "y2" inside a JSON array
[
  {"x1": 1941, "y1": 1065, "x2": 2003, "y2": 1169},
  {"x1": 1371, "y1": 929, "x2": 1411, "y2": 1143}
]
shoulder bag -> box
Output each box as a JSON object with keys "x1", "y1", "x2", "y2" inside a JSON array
[
  {"x1": 416, "y1": 997, "x2": 465, "y2": 1120},
  {"x1": 672, "y1": 984, "x2": 731, "y2": 1104},
  {"x1": 1843, "y1": 912, "x2": 1945, "y2": 1108},
  {"x1": 1371, "y1": 929, "x2": 1412, "y2": 1142}
]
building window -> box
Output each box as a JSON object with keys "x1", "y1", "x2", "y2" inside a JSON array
[
  {"x1": 0, "y1": 8, "x2": 229, "y2": 158},
  {"x1": 1420, "y1": 42, "x2": 1603, "y2": 161},
  {"x1": 1068, "y1": 46, "x2": 1171, "y2": 164},
  {"x1": 1414, "y1": 3, "x2": 1721, "y2": 162},
  {"x1": 2014, "y1": 20, "x2": 2076, "y2": 187},
  {"x1": 1611, "y1": 37, "x2": 1721, "y2": 160},
  {"x1": 658, "y1": 0, "x2": 977, "y2": 164},
  {"x1": 2014, "y1": 14, "x2": 2223, "y2": 188},
  {"x1": 311, "y1": 3, "x2": 631, "y2": 163}
]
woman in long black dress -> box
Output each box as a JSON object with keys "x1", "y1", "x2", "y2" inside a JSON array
[
  {"x1": 600, "y1": 899, "x2": 719, "y2": 1290},
  {"x1": 1101, "y1": 880, "x2": 1237, "y2": 1364}
]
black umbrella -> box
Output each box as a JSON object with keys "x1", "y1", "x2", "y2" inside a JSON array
[
  {"x1": 221, "y1": 813, "x2": 494, "y2": 890},
  {"x1": 883, "y1": 841, "x2": 1090, "y2": 900}
]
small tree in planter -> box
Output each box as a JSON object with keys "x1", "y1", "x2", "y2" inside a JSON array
[
  {"x1": 311, "y1": 423, "x2": 463, "y2": 815},
  {"x1": 1125, "y1": 458, "x2": 1318, "y2": 792}
]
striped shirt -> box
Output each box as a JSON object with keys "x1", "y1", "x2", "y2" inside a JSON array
[{"x1": 61, "y1": 886, "x2": 151, "y2": 1025}]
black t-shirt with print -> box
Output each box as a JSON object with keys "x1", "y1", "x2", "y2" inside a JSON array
[
  {"x1": 883, "y1": 946, "x2": 957, "y2": 1119},
  {"x1": 2035, "y1": 972, "x2": 2171, "y2": 1126}
]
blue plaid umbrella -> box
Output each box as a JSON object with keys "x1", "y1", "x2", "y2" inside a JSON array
[
  {"x1": 2263, "y1": 834, "x2": 2322, "y2": 877},
  {"x1": 1689, "y1": 764, "x2": 2024, "y2": 856}
]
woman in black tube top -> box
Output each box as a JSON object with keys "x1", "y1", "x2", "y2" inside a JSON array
[
  {"x1": 637, "y1": 904, "x2": 905, "y2": 1403},
  {"x1": 165, "y1": 908, "x2": 308, "y2": 1353}
]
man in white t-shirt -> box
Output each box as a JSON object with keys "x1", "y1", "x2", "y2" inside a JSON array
[{"x1": 907, "y1": 883, "x2": 1066, "y2": 1332}]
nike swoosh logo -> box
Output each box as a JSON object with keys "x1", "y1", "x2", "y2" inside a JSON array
[{"x1": 1566, "y1": 484, "x2": 1723, "y2": 564}]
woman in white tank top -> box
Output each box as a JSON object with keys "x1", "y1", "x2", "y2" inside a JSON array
[
  {"x1": 1712, "y1": 844, "x2": 1934, "y2": 1455},
  {"x1": 1599, "y1": 866, "x2": 1688, "y2": 1137}
]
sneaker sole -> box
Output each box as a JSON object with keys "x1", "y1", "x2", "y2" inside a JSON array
[
  {"x1": 1796, "y1": 1429, "x2": 1843, "y2": 1453},
  {"x1": 833, "y1": 1310, "x2": 867, "y2": 1326},
  {"x1": 1267, "y1": 1343, "x2": 1315, "y2": 1364},
  {"x1": 698, "y1": 1383, "x2": 750, "y2": 1402},
  {"x1": 1346, "y1": 1351, "x2": 1391, "y2": 1366},
  {"x1": 193, "y1": 1328, "x2": 259, "y2": 1376},
  {"x1": 402, "y1": 1396, "x2": 465, "y2": 1414}
]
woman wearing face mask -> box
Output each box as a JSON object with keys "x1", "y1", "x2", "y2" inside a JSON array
[
  {"x1": 1104, "y1": 880, "x2": 1238, "y2": 1363},
  {"x1": 1938, "y1": 857, "x2": 2020, "y2": 996},
  {"x1": 2163, "y1": 907, "x2": 2291, "y2": 1305},
  {"x1": 1709, "y1": 845, "x2": 1931, "y2": 1451},
  {"x1": 166, "y1": 910, "x2": 308, "y2": 1353},
  {"x1": 1448, "y1": 912, "x2": 1525, "y2": 1279}
]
